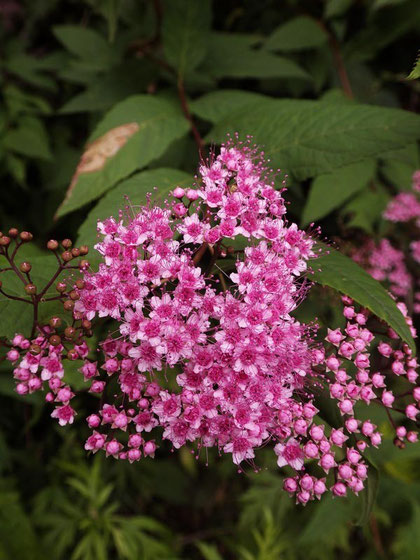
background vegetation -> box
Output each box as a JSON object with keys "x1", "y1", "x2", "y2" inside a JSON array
[{"x1": 0, "y1": 0, "x2": 420, "y2": 558}]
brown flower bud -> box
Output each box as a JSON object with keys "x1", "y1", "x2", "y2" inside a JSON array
[
  {"x1": 56, "y1": 282, "x2": 67, "y2": 293},
  {"x1": 64, "y1": 326, "x2": 76, "y2": 339},
  {"x1": 75, "y1": 279, "x2": 85, "y2": 290},
  {"x1": 79, "y1": 259, "x2": 89, "y2": 270},
  {"x1": 71, "y1": 248, "x2": 80, "y2": 257},
  {"x1": 69, "y1": 290, "x2": 80, "y2": 301},
  {"x1": 63, "y1": 300, "x2": 74, "y2": 311},
  {"x1": 73, "y1": 311, "x2": 84, "y2": 321},
  {"x1": 82, "y1": 319, "x2": 91, "y2": 330},
  {"x1": 20, "y1": 231, "x2": 33, "y2": 242},
  {"x1": 79, "y1": 245, "x2": 89, "y2": 256},
  {"x1": 67, "y1": 348, "x2": 79, "y2": 361},
  {"x1": 49, "y1": 317, "x2": 62, "y2": 329},
  {"x1": 20, "y1": 262, "x2": 32, "y2": 273},
  {"x1": 62, "y1": 239, "x2": 72, "y2": 249},
  {"x1": 8, "y1": 228, "x2": 19, "y2": 238},
  {"x1": 49, "y1": 335, "x2": 61, "y2": 346},
  {"x1": 394, "y1": 437, "x2": 406, "y2": 449},
  {"x1": 0, "y1": 236, "x2": 11, "y2": 247},
  {"x1": 25, "y1": 284, "x2": 37, "y2": 295},
  {"x1": 62, "y1": 251, "x2": 73, "y2": 262},
  {"x1": 30, "y1": 344, "x2": 42, "y2": 355},
  {"x1": 47, "y1": 240, "x2": 59, "y2": 251}
]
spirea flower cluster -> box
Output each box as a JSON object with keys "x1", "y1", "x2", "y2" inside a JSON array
[
  {"x1": 353, "y1": 170, "x2": 420, "y2": 313},
  {"x1": 6, "y1": 140, "x2": 420, "y2": 505}
]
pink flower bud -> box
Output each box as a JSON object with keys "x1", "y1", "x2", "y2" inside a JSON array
[
  {"x1": 330, "y1": 429, "x2": 348, "y2": 447},
  {"x1": 370, "y1": 432, "x2": 382, "y2": 447},
  {"x1": 326, "y1": 328, "x2": 343, "y2": 345},
  {"x1": 345, "y1": 418, "x2": 359, "y2": 433},
  {"x1": 372, "y1": 373, "x2": 385, "y2": 388},
  {"x1": 128, "y1": 434, "x2": 143, "y2": 448},
  {"x1": 87, "y1": 414, "x2": 101, "y2": 428},
  {"x1": 347, "y1": 449, "x2": 361, "y2": 464},
  {"x1": 330, "y1": 383, "x2": 345, "y2": 399},
  {"x1": 320, "y1": 453, "x2": 335, "y2": 472},
  {"x1": 294, "y1": 419, "x2": 308, "y2": 436},
  {"x1": 357, "y1": 440, "x2": 367, "y2": 452},
  {"x1": 314, "y1": 479, "x2": 327, "y2": 496},
  {"x1": 354, "y1": 353, "x2": 369, "y2": 369},
  {"x1": 396, "y1": 426, "x2": 407, "y2": 439},
  {"x1": 356, "y1": 464, "x2": 368, "y2": 479},
  {"x1": 332, "y1": 482, "x2": 347, "y2": 497},
  {"x1": 283, "y1": 477, "x2": 298, "y2": 493},
  {"x1": 90, "y1": 380, "x2": 106, "y2": 393},
  {"x1": 297, "y1": 491, "x2": 311, "y2": 504},
  {"x1": 6, "y1": 349, "x2": 20, "y2": 362},
  {"x1": 378, "y1": 342, "x2": 393, "y2": 357},
  {"x1": 300, "y1": 474, "x2": 314, "y2": 491},
  {"x1": 173, "y1": 203, "x2": 188, "y2": 217},
  {"x1": 361, "y1": 421, "x2": 374, "y2": 437},
  {"x1": 382, "y1": 390, "x2": 395, "y2": 408},
  {"x1": 186, "y1": 189, "x2": 199, "y2": 200},
  {"x1": 338, "y1": 464, "x2": 353, "y2": 479},
  {"x1": 407, "y1": 431, "x2": 418, "y2": 443},
  {"x1": 406, "y1": 404, "x2": 418, "y2": 420},
  {"x1": 319, "y1": 440, "x2": 331, "y2": 454},
  {"x1": 391, "y1": 361, "x2": 405, "y2": 376},
  {"x1": 128, "y1": 448, "x2": 141, "y2": 462},
  {"x1": 304, "y1": 442, "x2": 319, "y2": 458},
  {"x1": 343, "y1": 306, "x2": 355, "y2": 319},
  {"x1": 173, "y1": 187, "x2": 185, "y2": 198},
  {"x1": 113, "y1": 413, "x2": 129, "y2": 429},
  {"x1": 339, "y1": 399, "x2": 354, "y2": 415},
  {"x1": 106, "y1": 439, "x2": 121, "y2": 457},
  {"x1": 310, "y1": 425, "x2": 324, "y2": 441},
  {"x1": 16, "y1": 383, "x2": 28, "y2": 395},
  {"x1": 144, "y1": 440, "x2": 157, "y2": 457},
  {"x1": 326, "y1": 356, "x2": 340, "y2": 371}
]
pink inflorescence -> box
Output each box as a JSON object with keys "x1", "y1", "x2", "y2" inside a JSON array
[
  {"x1": 353, "y1": 170, "x2": 420, "y2": 313},
  {"x1": 6, "y1": 141, "x2": 420, "y2": 504}
]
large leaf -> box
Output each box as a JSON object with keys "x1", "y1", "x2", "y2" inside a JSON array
[
  {"x1": 201, "y1": 33, "x2": 310, "y2": 80},
  {"x1": 3, "y1": 117, "x2": 51, "y2": 160},
  {"x1": 342, "y1": 185, "x2": 389, "y2": 233},
  {"x1": 55, "y1": 95, "x2": 190, "y2": 218},
  {"x1": 264, "y1": 16, "x2": 328, "y2": 52},
  {"x1": 162, "y1": 0, "x2": 211, "y2": 77},
  {"x1": 309, "y1": 245, "x2": 416, "y2": 353},
  {"x1": 191, "y1": 90, "x2": 271, "y2": 124},
  {"x1": 77, "y1": 168, "x2": 193, "y2": 265},
  {"x1": 301, "y1": 160, "x2": 376, "y2": 226},
  {"x1": 208, "y1": 99, "x2": 420, "y2": 180}
]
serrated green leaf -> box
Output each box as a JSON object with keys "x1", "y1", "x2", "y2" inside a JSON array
[
  {"x1": 201, "y1": 32, "x2": 310, "y2": 80},
  {"x1": 77, "y1": 168, "x2": 193, "y2": 265},
  {"x1": 53, "y1": 25, "x2": 118, "y2": 70},
  {"x1": 309, "y1": 245, "x2": 415, "y2": 353},
  {"x1": 264, "y1": 16, "x2": 327, "y2": 52},
  {"x1": 302, "y1": 160, "x2": 376, "y2": 226},
  {"x1": 191, "y1": 89, "x2": 271, "y2": 124},
  {"x1": 342, "y1": 186, "x2": 389, "y2": 233},
  {"x1": 55, "y1": 96, "x2": 190, "y2": 218},
  {"x1": 162, "y1": 0, "x2": 211, "y2": 77},
  {"x1": 407, "y1": 53, "x2": 420, "y2": 80},
  {"x1": 207, "y1": 99, "x2": 420, "y2": 180},
  {"x1": 3, "y1": 117, "x2": 51, "y2": 160}
]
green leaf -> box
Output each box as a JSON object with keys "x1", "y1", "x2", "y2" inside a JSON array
[
  {"x1": 55, "y1": 96, "x2": 190, "y2": 218},
  {"x1": 381, "y1": 159, "x2": 416, "y2": 191},
  {"x1": 3, "y1": 117, "x2": 52, "y2": 160},
  {"x1": 309, "y1": 245, "x2": 416, "y2": 353},
  {"x1": 53, "y1": 25, "x2": 118, "y2": 70},
  {"x1": 301, "y1": 160, "x2": 376, "y2": 226},
  {"x1": 342, "y1": 186, "x2": 389, "y2": 233},
  {"x1": 196, "y1": 542, "x2": 224, "y2": 560},
  {"x1": 162, "y1": 0, "x2": 211, "y2": 77},
  {"x1": 407, "y1": 52, "x2": 420, "y2": 80},
  {"x1": 201, "y1": 33, "x2": 310, "y2": 80},
  {"x1": 392, "y1": 502, "x2": 420, "y2": 559},
  {"x1": 264, "y1": 16, "x2": 328, "y2": 52},
  {"x1": 59, "y1": 61, "x2": 156, "y2": 114},
  {"x1": 324, "y1": 0, "x2": 352, "y2": 19},
  {"x1": 191, "y1": 90, "x2": 271, "y2": 124},
  {"x1": 77, "y1": 168, "x2": 193, "y2": 265},
  {"x1": 207, "y1": 99, "x2": 420, "y2": 180},
  {"x1": 357, "y1": 456, "x2": 379, "y2": 526}
]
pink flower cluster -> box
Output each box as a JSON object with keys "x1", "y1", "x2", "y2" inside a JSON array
[
  {"x1": 5, "y1": 142, "x2": 420, "y2": 505},
  {"x1": 353, "y1": 170, "x2": 420, "y2": 313},
  {"x1": 7, "y1": 332, "x2": 88, "y2": 425}
]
